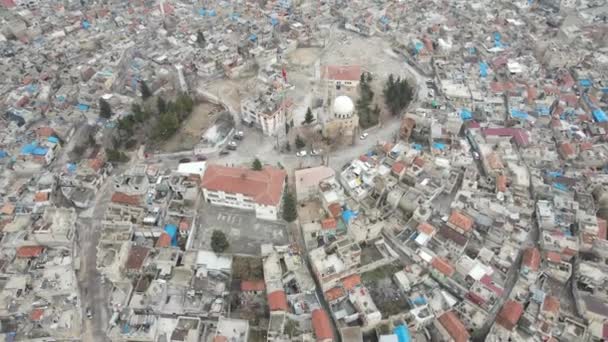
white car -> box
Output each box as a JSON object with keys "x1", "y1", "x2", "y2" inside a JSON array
[
  {"x1": 360, "y1": 132, "x2": 369, "y2": 140},
  {"x1": 311, "y1": 149, "x2": 323, "y2": 155},
  {"x1": 296, "y1": 150, "x2": 307, "y2": 157}
]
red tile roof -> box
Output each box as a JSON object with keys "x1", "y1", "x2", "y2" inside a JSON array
[
  {"x1": 431, "y1": 257, "x2": 455, "y2": 277},
  {"x1": 30, "y1": 308, "x2": 44, "y2": 321},
  {"x1": 546, "y1": 251, "x2": 561, "y2": 263},
  {"x1": 34, "y1": 191, "x2": 50, "y2": 202},
  {"x1": 312, "y1": 309, "x2": 334, "y2": 341},
  {"x1": 325, "y1": 287, "x2": 345, "y2": 301},
  {"x1": 111, "y1": 192, "x2": 141, "y2": 206},
  {"x1": 89, "y1": 158, "x2": 104, "y2": 171},
  {"x1": 413, "y1": 157, "x2": 425, "y2": 167},
  {"x1": 342, "y1": 274, "x2": 361, "y2": 291},
  {"x1": 328, "y1": 203, "x2": 342, "y2": 218},
  {"x1": 496, "y1": 175, "x2": 507, "y2": 193},
  {"x1": 241, "y1": 280, "x2": 265, "y2": 292},
  {"x1": 16, "y1": 246, "x2": 44, "y2": 258},
  {"x1": 559, "y1": 142, "x2": 576, "y2": 158},
  {"x1": 392, "y1": 161, "x2": 406, "y2": 175},
  {"x1": 417, "y1": 222, "x2": 436, "y2": 236},
  {"x1": 497, "y1": 300, "x2": 524, "y2": 331},
  {"x1": 543, "y1": 296, "x2": 560, "y2": 314},
  {"x1": 125, "y1": 246, "x2": 150, "y2": 270},
  {"x1": 448, "y1": 211, "x2": 473, "y2": 232},
  {"x1": 522, "y1": 247, "x2": 541, "y2": 271},
  {"x1": 437, "y1": 311, "x2": 470, "y2": 342},
  {"x1": 323, "y1": 65, "x2": 362, "y2": 81},
  {"x1": 1, "y1": 203, "x2": 15, "y2": 215},
  {"x1": 156, "y1": 233, "x2": 172, "y2": 248},
  {"x1": 598, "y1": 218, "x2": 607, "y2": 240},
  {"x1": 321, "y1": 218, "x2": 337, "y2": 230},
  {"x1": 268, "y1": 290, "x2": 288, "y2": 311},
  {"x1": 480, "y1": 275, "x2": 504, "y2": 296},
  {"x1": 35, "y1": 127, "x2": 55, "y2": 138},
  {"x1": 179, "y1": 219, "x2": 190, "y2": 231},
  {"x1": 201, "y1": 165, "x2": 286, "y2": 206}
]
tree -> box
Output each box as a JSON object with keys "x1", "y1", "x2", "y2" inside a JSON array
[
  {"x1": 384, "y1": 74, "x2": 413, "y2": 116},
  {"x1": 295, "y1": 135, "x2": 305, "y2": 150},
  {"x1": 304, "y1": 107, "x2": 314, "y2": 124},
  {"x1": 285, "y1": 141, "x2": 291, "y2": 151},
  {"x1": 106, "y1": 149, "x2": 129, "y2": 162},
  {"x1": 99, "y1": 98, "x2": 112, "y2": 119},
  {"x1": 157, "y1": 96, "x2": 167, "y2": 114},
  {"x1": 211, "y1": 230, "x2": 229, "y2": 253},
  {"x1": 282, "y1": 191, "x2": 297, "y2": 222},
  {"x1": 252, "y1": 158, "x2": 263, "y2": 171},
  {"x1": 140, "y1": 80, "x2": 152, "y2": 100},
  {"x1": 197, "y1": 29, "x2": 206, "y2": 46},
  {"x1": 285, "y1": 122, "x2": 290, "y2": 135}
]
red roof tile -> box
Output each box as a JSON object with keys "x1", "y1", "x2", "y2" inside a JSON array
[
  {"x1": 496, "y1": 175, "x2": 507, "y2": 193},
  {"x1": 1, "y1": 203, "x2": 15, "y2": 215},
  {"x1": 559, "y1": 142, "x2": 576, "y2": 158},
  {"x1": 342, "y1": 274, "x2": 361, "y2": 291},
  {"x1": 417, "y1": 222, "x2": 436, "y2": 236},
  {"x1": 542, "y1": 296, "x2": 560, "y2": 314},
  {"x1": 328, "y1": 203, "x2": 342, "y2": 218},
  {"x1": 522, "y1": 247, "x2": 541, "y2": 271},
  {"x1": 323, "y1": 65, "x2": 362, "y2": 81},
  {"x1": 546, "y1": 251, "x2": 561, "y2": 263},
  {"x1": 321, "y1": 218, "x2": 337, "y2": 230},
  {"x1": 480, "y1": 274, "x2": 504, "y2": 296},
  {"x1": 312, "y1": 309, "x2": 334, "y2": 341},
  {"x1": 89, "y1": 158, "x2": 104, "y2": 171},
  {"x1": 392, "y1": 161, "x2": 406, "y2": 175},
  {"x1": 201, "y1": 165, "x2": 286, "y2": 206},
  {"x1": 268, "y1": 290, "x2": 288, "y2": 311},
  {"x1": 16, "y1": 246, "x2": 44, "y2": 258},
  {"x1": 598, "y1": 218, "x2": 607, "y2": 240},
  {"x1": 111, "y1": 192, "x2": 141, "y2": 206},
  {"x1": 437, "y1": 311, "x2": 470, "y2": 342},
  {"x1": 325, "y1": 287, "x2": 345, "y2": 301},
  {"x1": 448, "y1": 211, "x2": 473, "y2": 232},
  {"x1": 125, "y1": 246, "x2": 150, "y2": 270},
  {"x1": 156, "y1": 233, "x2": 171, "y2": 248},
  {"x1": 241, "y1": 280, "x2": 265, "y2": 292},
  {"x1": 179, "y1": 220, "x2": 190, "y2": 231},
  {"x1": 35, "y1": 127, "x2": 55, "y2": 138},
  {"x1": 497, "y1": 300, "x2": 524, "y2": 331},
  {"x1": 413, "y1": 157, "x2": 425, "y2": 167},
  {"x1": 30, "y1": 308, "x2": 44, "y2": 321},
  {"x1": 431, "y1": 257, "x2": 455, "y2": 277},
  {"x1": 34, "y1": 191, "x2": 50, "y2": 202}
]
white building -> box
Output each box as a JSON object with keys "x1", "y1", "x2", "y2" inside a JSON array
[
  {"x1": 323, "y1": 65, "x2": 362, "y2": 90},
  {"x1": 294, "y1": 166, "x2": 336, "y2": 202},
  {"x1": 241, "y1": 91, "x2": 293, "y2": 137},
  {"x1": 201, "y1": 164, "x2": 286, "y2": 221}
]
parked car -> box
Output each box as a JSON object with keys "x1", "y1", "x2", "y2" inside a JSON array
[
  {"x1": 227, "y1": 141, "x2": 238, "y2": 150},
  {"x1": 311, "y1": 149, "x2": 323, "y2": 155},
  {"x1": 196, "y1": 155, "x2": 207, "y2": 161},
  {"x1": 296, "y1": 150, "x2": 307, "y2": 157},
  {"x1": 473, "y1": 151, "x2": 480, "y2": 160},
  {"x1": 179, "y1": 158, "x2": 191, "y2": 163},
  {"x1": 219, "y1": 149, "x2": 230, "y2": 156},
  {"x1": 234, "y1": 131, "x2": 244, "y2": 140},
  {"x1": 359, "y1": 132, "x2": 369, "y2": 140},
  {"x1": 86, "y1": 308, "x2": 93, "y2": 319}
]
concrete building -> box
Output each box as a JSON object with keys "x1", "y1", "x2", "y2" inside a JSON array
[
  {"x1": 201, "y1": 164, "x2": 286, "y2": 221},
  {"x1": 295, "y1": 166, "x2": 336, "y2": 202},
  {"x1": 241, "y1": 90, "x2": 293, "y2": 136},
  {"x1": 323, "y1": 95, "x2": 359, "y2": 140}
]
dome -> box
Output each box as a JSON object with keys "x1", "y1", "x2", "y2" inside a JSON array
[{"x1": 333, "y1": 96, "x2": 354, "y2": 117}]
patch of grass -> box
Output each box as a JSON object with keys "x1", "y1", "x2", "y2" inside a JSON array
[
  {"x1": 361, "y1": 263, "x2": 403, "y2": 282},
  {"x1": 232, "y1": 256, "x2": 264, "y2": 280}
]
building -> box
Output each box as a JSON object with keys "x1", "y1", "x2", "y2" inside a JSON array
[
  {"x1": 240, "y1": 90, "x2": 293, "y2": 136},
  {"x1": 496, "y1": 300, "x2": 524, "y2": 331},
  {"x1": 312, "y1": 308, "x2": 334, "y2": 342},
  {"x1": 295, "y1": 166, "x2": 336, "y2": 202},
  {"x1": 436, "y1": 311, "x2": 470, "y2": 342},
  {"x1": 323, "y1": 65, "x2": 362, "y2": 90},
  {"x1": 214, "y1": 317, "x2": 249, "y2": 342},
  {"x1": 201, "y1": 164, "x2": 286, "y2": 221},
  {"x1": 323, "y1": 95, "x2": 359, "y2": 140}
]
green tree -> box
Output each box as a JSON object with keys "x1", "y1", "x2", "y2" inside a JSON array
[
  {"x1": 282, "y1": 190, "x2": 297, "y2": 222},
  {"x1": 153, "y1": 111, "x2": 179, "y2": 140},
  {"x1": 252, "y1": 158, "x2": 263, "y2": 171},
  {"x1": 384, "y1": 74, "x2": 413, "y2": 116},
  {"x1": 197, "y1": 29, "x2": 205, "y2": 46},
  {"x1": 157, "y1": 96, "x2": 167, "y2": 114},
  {"x1": 99, "y1": 98, "x2": 112, "y2": 119},
  {"x1": 211, "y1": 230, "x2": 229, "y2": 253},
  {"x1": 285, "y1": 122, "x2": 290, "y2": 135},
  {"x1": 295, "y1": 135, "x2": 305, "y2": 150},
  {"x1": 304, "y1": 107, "x2": 314, "y2": 124},
  {"x1": 131, "y1": 103, "x2": 145, "y2": 122},
  {"x1": 106, "y1": 149, "x2": 129, "y2": 162},
  {"x1": 140, "y1": 80, "x2": 153, "y2": 100}
]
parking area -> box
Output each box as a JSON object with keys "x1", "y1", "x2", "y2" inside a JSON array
[{"x1": 194, "y1": 204, "x2": 289, "y2": 255}]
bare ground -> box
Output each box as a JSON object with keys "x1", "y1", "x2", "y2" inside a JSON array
[{"x1": 159, "y1": 102, "x2": 222, "y2": 152}]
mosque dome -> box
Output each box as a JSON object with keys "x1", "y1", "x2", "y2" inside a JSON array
[{"x1": 333, "y1": 95, "x2": 354, "y2": 118}]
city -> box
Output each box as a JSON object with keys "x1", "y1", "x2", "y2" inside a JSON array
[{"x1": 0, "y1": 0, "x2": 607, "y2": 341}]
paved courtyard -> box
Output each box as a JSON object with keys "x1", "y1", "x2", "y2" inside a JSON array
[{"x1": 194, "y1": 204, "x2": 289, "y2": 255}]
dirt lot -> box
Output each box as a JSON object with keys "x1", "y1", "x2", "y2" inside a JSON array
[
  {"x1": 160, "y1": 102, "x2": 222, "y2": 152},
  {"x1": 288, "y1": 47, "x2": 322, "y2": 66},
  {"x1": 362, "y1": 263, "x2": 410, "y2": 317}
]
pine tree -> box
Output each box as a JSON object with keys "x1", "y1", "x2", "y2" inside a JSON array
[
  {"x1": 157, "y1": 96, "x2": 167, "y2": 114},
  {"x1": 252, "y1": 158, "x2": 263, "y2": 171},
  {"x1": 282, "y1": 191, "x2": 297, "y2": 222},
  {"x1": 140, "y1": 80, "x2": 152, "y2": 100},
  {"x1": 304, "y1": 107, "x2": 314, "y2": 124},
  {"x1": 197, "y1": 30, "x2": 205, "y2": 46},
  {"x1": 210, "y1": 230, "x2": 229, "y2": 253},
  {"x1": 99, "y1": 98, "x2": 112, "y2": 118},
  {"x1": 295, "y1": 135, "x2": 305, "y2": 150}
]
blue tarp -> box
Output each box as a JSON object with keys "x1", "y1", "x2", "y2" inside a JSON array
[
  {"x1": 48, "y1": 136, "x2": 59, "y2": 144},
  {"x1": 249, "y1": 34, "x2": 257, "y2": 42},
  {"x1": 412, "y1": 296, "x2": 427, "y2": 305},
  {"x1": 342, "y1": 210, "x2": 357, "y2": 224},
  {"x1": 413, "y1": 41, "x2": 424, "y2": 54},
  {"x1": 198, "y1": 8, "x2": 206, "y2": 16},
  {"x1": 164, "y1": 224, "x2": 178, "y2": 246},
  {"x1": 394, "y1": 325, "x2": 411, "y2": 342},
  {"x1": 77, "y1": 103, "x2": 90, "y2": 111},
  {"x1": 432, "y1": 142, "x2": 446, "y2": 150},
  {"x1": 26, "y1": 84, "x2": 37, "y2": 94},
  {"x1": 494, "y1": 32, "x2": 503, "y2": 48},
  {"x1": 32, "y1": 147, "x2": 48, "y2": 156},
  {"x1": 553, "y1": 183, "x2": 568, "y2": 191},
  {"x1": 479, "y1": 62, "x2": 488, "y2": 77},
  {"x1": 67, "y1": 163, "x2": 77, "y2": 173},
  {"x1": 547, "y1": 171, "x2": 563, "y2": 177},
  {"x1": 537, "y1": 106, "x2": 550, "y2": 116},
  {"x1": 579, "y1": 79, "x2": 592, "y2": 87},
  {"x1": 82, "y1": 20, "x2": 90, "y2": 29},
  {"x1": 468, "y1": 47, "x2": 476, "y2": 55},
  {"x1": 593, "y1": 108, "x2": 607, "y2": 123},
  {"x1": 21, "y1": 142, "x2": 37, "y2": 155},
  {"x1": 459, "y1": 108, "x2": 473, "y2": 121},
  {"x1": 511, "y1": 109, "x2": 528, "y2": 120},
  {"x1": 271, "y1": 17, "x2": 279, "y2": 26},
  {"x1": 412, "y1": 143, "x2": 423, "y2": 151},
  {"x1": 208, "y1": 9, "x2": 216, "y2": 16},
  {"x1": 0, "y1": 150, "x2": 7, "y2": 158}
]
